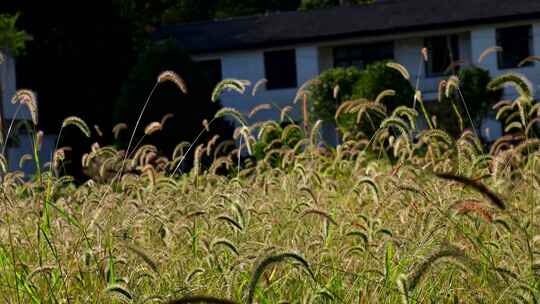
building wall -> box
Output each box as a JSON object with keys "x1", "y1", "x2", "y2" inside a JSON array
[
  {"x1": 377, "y1": 21, "x2": 540, "y2": 140},
  {"x1": 394, "y1": 32, "x2": 473, "y2": 101},
  {"x1": 0, "y1": 51, "x2": 16, "y2": 119},
  {"x1": 0, "y1": 51, "x2": 52, "y2": 174},
  {"x1": 470, "y1": 21, "x2": 540, "y2": 99},
  {"x1": 7, "y1": 134, "x2": 56, "y2": 174},
  {"x1": 469, "y1": 21, "x2": 540, "y2": 140},
  {"x1": 212, "y1": 46, "x2": 321, "y2": 126},
  {"x1": 0, "y1": 52, "x2": 31, "y2": 121},
  {"x1": 195, "y1": 20, "x2": 540, "y2": 143}
]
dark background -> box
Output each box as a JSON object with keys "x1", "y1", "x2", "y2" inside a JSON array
[{"x1": 0, "y1": 0, "x2": 359, "y2": 178}]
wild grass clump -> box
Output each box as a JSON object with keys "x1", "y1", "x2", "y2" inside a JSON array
[{"x1": 0, "y1": 50, "x2": 539, "y2": 303}]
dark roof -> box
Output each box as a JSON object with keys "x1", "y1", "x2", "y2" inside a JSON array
[{"x1": 156, "y1": 0, "x2": 540, "y2": 54}]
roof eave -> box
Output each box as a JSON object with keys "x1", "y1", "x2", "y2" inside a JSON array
[{"x1": 182, "y1": 12, "x2": 540, "y2": 55}]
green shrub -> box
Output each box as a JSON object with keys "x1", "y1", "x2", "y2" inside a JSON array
[
  {"x1": 309, "y1": 62, "x2": 414, "y2": 139},
  {"x1": 352, "y1": 61, "x2": 415, "y2": 112},
  {"x1": 252, "y1": 121, "x2": 303, "y2": 167},
  {"x1": 456, "y1": 66, "x2": 502, "y2": 125},
  {"x1": 438, "y1": 66, "x2": 502, "y2": 137},
  {"x1": 309, "y1": 66, "x2": 363, "y2": 124}
]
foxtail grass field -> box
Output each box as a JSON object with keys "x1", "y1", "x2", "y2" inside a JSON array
[{"x1": 1, "y1": 57, "x2": 540, "y2": 303}]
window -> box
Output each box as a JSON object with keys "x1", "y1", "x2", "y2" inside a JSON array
[
  {"x1": 264, "y1": 49, "x2": 297, "y2": 90},
  {"x1": 198, "y1": 59, "x2": 222, "y2": 88},
  {"x1": 333, "y1": 42, "x2": 394, "y2": 69},
  {"x1": 424, "y1": 35, "x2": 460, "y2": 77},
  {"x1": 496, "y1": 25, "x2": 533, "y2": 69}
]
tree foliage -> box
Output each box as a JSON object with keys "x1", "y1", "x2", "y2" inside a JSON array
[
  {"x1": 309, "y1": 67, "x2": 363, "y2": 123},
  {"x1": 456, "y1": 66, "x2": 502, "y2": 125},
  {"x1": 0, "y1": 13, "x2": 27, "y2": 56},
  {"x1": 0, "y1": 1, "x2": 376, "y2": 179},
  {"x1": 127, "y1": 0, "x2": 365, "y2": 25},
  {"x1": 436, "y1": 66, "x2": 502, "y2": 138},
  {"x1": 352, "y1": 61, "x2": 415, "y2": 112},
  {"x1": 113, "y1": 39, "x2": 233, "y2": 157},
  {"x1": 162, "y1": 0, "x2": 301, "y2": 24},
  {"x1": 309, "y1": 62, "x2": 414, "y2": 138}
]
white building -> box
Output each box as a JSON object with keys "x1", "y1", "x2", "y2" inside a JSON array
[
  {"x1": 0, "y1": 50, "x2": 55, "y2": 174},
  {"x1": 158, "y1": 0, "x2": 540, "y2": 143},
  {"x1": 0, "y1": 50, "x2": 17, "y2": 123}
]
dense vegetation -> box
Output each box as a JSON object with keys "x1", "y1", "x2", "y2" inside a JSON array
[
  {"x1": 309, "y1": 62, "x2": 415, "y2": 139},
  {"x1": 0, "y1": 2, "x2": 375, "y2": 178},
  {"x1": 0, "y1": 13, "x2": 27, "y2": 56},
  {"x1": 112, "y1": 39, "x2": 233, "y2": 161},
  {"x1": 0, "y1": 52, "x2": 539, "y2": 303}
]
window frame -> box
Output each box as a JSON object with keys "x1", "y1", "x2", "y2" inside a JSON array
[
  {"x1": 263, "y1": 49, "x2": 298, "y2": 90},
  {"x1": 198, "y1": 59, "x2": 223, "y2": 88},
  {"x1": 424, "y1": 34, "x2": 460, "y2": 78},
  {"x1": 333, "y1": 41, "x2": 395, "y2": 69},
  {"x1": 496, "y1": 25, "x2": 533, "y2": 70}
]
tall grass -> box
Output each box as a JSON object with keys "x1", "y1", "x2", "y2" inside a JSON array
[{"x1": 0, "y1": 50, "x2": 538, "y2": 303}]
